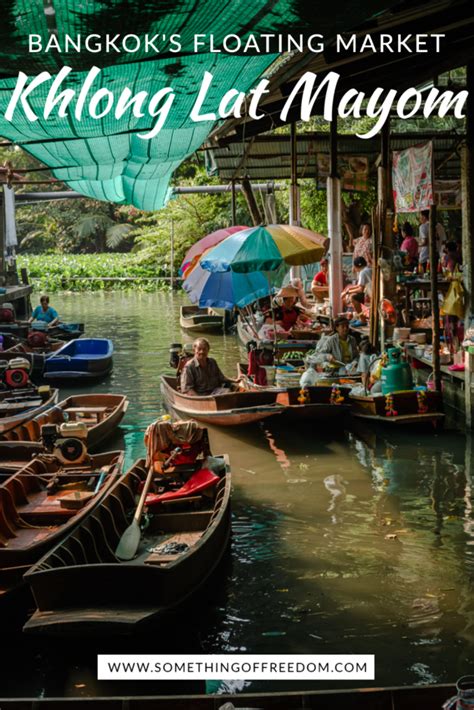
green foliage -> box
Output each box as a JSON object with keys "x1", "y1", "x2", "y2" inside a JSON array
[{"x1": 17, "y1": 254, "x2": 168, "y2": 292}]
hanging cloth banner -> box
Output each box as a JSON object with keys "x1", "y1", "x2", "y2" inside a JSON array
[{"x1": 392, "y1": 141, "x2": 434, "y2": 213}]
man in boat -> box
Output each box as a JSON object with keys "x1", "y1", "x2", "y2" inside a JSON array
[
  {"x1": 180, "y1": 337, "x2": 240, "y2": 396},
  {"x1": 316, "y1": 316, "x2": 359, "y2": 371},
  {"x1": 29, "y1": 295, "x2": 60, "y2": 328}
]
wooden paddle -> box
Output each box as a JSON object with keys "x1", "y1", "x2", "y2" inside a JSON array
[
  {"x1": 115, "y1": 464, "x2": 154, "y2": 561},
  {"x1": 115, "y1": 447, "x2": 183, "y2": 561}
]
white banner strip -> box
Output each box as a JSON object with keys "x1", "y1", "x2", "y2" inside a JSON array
[{"x1": 98, "y1": 654, "x2": 375, "y2": 680}]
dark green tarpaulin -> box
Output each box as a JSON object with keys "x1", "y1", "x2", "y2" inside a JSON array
[{"x1": 0, "y1": 0, "x2": 395, "y2": 209}]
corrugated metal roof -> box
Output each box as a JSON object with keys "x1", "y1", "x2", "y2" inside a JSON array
[{"x1": 206, "y1": 133, "x2": 463, "y2": 181}]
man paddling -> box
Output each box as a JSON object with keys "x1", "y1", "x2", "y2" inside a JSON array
[{"x1": 180, "y1": 337, "x2": 239, "y2": 396}]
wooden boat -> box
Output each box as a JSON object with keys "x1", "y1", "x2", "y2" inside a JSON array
[
  {"x1": 43, "y1": 338, "x2": 113, "y2": 382},
  {"x1": 179, "y1": 306, "x2": 223, "y2": 333},
  {"x1": 0, "y1": 386, "x2": 59, "y2": 435},
  {"x1": 238, "y1": 364, "x2": 351, "y2": 421},
  {"x1": 160, "y1": 375, "x2": 284, "y2": 426},
  {"x1": 349, "y1": 389, "x2": 445, "y2": 426},
  {"x1": 0, "y1": 393, "x2": 128, "y2": 450},
  {"x1": 0, "y1": 448, "x2": 124, "y2": 601},
  {"x1": 1, "y1": 331, "x2": 63, "y2": 354},
  {"x1": 24, "y1": 432, "x2": 231, "y2": 634}
]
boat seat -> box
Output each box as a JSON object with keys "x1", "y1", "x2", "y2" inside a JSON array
[
  {"x1": 0, "y1": 400, "x2": 42, "y2": 413},
  {"x1": 65, "y1": 406, "x2": 108, "y2": 422},
  {"x1": 18, "y1": 496, "x2": 77, "y2": 520}
]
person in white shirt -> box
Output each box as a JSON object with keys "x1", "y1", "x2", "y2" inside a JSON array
[{"x1": 341, "y1": 257, "x2": 372, "y2": 325}]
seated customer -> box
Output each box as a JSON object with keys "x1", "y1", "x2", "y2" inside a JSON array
[
  {"x1": 341, "y1": 257, "x2": 372, "y2": 325},
  {"x1": 180, "y1": 337, "x2": 238, "y2": 396},
  {"x1": 29, "y1": 295, "x2": 59, "y2": 328},
  {"x1": 311, "y1": 258, "x2": 329, "y2": 302}
]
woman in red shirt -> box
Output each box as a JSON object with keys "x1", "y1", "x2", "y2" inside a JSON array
[{"x1": 311, "y1": 258, "x2": 329, "y2": 301}]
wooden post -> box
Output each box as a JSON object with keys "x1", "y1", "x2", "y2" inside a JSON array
[
  {"x1": 328, "y1": 117, "x2": 342, "y2": 318},
  {"x1": 231, "y1": 180, "x2": 237, "y2": 226},
  {"x1": 429, "y1": 204, "x2": 441, "y2": 393},
  {"x1": 289, "y1": 122, "x2": 301, "y2": 280},
  {"x1": 461, "y1": 62, "x2": 474, "y2": 428},
  {"x1": 289, "y1": 123, "x2": 300, "y2": 226},
  {"x1": 170, "y1": 218, "x2": 175, "y2": 290},
  {"x1": 241, "y1": 177, "x2": 262, "y2": 226}
]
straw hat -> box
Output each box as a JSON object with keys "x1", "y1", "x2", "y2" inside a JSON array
[{"x1": 278, "y1": 286, "x2": 298, "y2": 298}]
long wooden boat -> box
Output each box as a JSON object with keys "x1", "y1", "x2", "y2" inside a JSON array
[
  {"x1": 1, "y1": 322, "x2": 84, "y2": 342},
  {"x1": 43, "y1": 338, "x2": 113, "y2": 382},
  {"x1": 179, "y1": 305, "x2": 223, "y2": 333},
  {"x1": 0, "y1": 393, "x2": 128, "y2": 452},
  {"x1": 24, "y1": 451, "x2": 231, "y2": 634},
  {"x1": 0, "y1": 684, "x2": 457, "y2": 708},
  {"x1": 0, "y1": 449, "x2": 124, "y2": 602},
  {"x1": 238, "y1": 364, "x2": 351, "y2": 421},
  {"x1": 0, "y1": 386, "x2": 59, "y2": 435},
  {"x1": 349, "y1": 389, "x2": 445, "y2": 426},
  {"x1": 160, "y1": 375, "x2": 284, "y2": 426},
  {"x1": 2, "y1": 331, "x2": 63, "y2": 354}
]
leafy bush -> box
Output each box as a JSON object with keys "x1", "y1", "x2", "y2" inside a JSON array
[{"x1": 18, "y1": 254, "x2": 170, "y2": 292}]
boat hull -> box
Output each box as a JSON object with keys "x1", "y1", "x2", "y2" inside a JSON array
[
  {"x1": 0, "y1": 393, "x2": 128, "y2": 450},
  {"x1": 0, "y1": 451, "x2": 124, "y2": 599},
  {"x1": 180, "y1": 307, "x2": 223, "y2": 333},
  {"x1": 43, "y1": 338, "x2": 113, "y2": 382},
  {"x1": 0, "y1": 388, "x2": 59, "y2": 435},
  {"x1": 24, "y1": 455, "x2": 231, "y2": 635},
  {"x1": 160, "y1": 375, "x2": 283, "y2": 426},
  {"x1": 349, "y1": 389, "x2": 444, "y2": 426}
]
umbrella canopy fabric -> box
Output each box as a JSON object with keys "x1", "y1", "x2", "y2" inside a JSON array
[
  {"x1": 183, "y1": 264, "x2": 275, "y2": 310},
  {"x1": 200, "y1": 225, "x2": 327, "y2": 274},
  {"x1": 180, "y1": 226, "x2": 247, "y2": 276}
]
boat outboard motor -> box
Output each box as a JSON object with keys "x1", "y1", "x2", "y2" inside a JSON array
[
  {"x1": 27, "y1": 330, "x2": 48, "y2": 348},
  {"x1": 169, "y1": 343, "x2": 182, "y2": 368},
  {"x1": 0, "y1": 303, "x2": 15, "y2": 323},
  {"x1": 53, "y1": 422, "x2": 89, "y2": 465},
  {"x1": 41, "y1": 423, "x2": 60, "y2": 452},
  {"x1": 4, "y1": 357, "x2": 31, "y2": 388}
]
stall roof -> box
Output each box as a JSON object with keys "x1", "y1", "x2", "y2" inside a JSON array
[
  {"x1": 206, "y1": 132, "x2": 464, "y2": 181},
  {"x1": 209, "y1": 0, "x2": 474, "y2": 144}
]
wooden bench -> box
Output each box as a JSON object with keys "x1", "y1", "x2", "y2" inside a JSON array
[{"x1": 65, "y1": 406, "x2": 108, "y2": 423}]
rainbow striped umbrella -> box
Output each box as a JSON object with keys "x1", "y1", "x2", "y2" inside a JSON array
[
  {"x1": 180, "y1": 225, "x2": 247, "y2": 277},
  {"x1": 200, "y1": 225, "x2": 327, "y2": 274}
]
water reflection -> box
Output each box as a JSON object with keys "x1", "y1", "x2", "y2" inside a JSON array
[{"x1": 0, "y1": 292, "x2": 473, "y2": 697}]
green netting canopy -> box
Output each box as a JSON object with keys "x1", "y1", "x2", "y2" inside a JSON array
[{"x1": 0, "y1": 0, "x2": 393, "y2": 209}]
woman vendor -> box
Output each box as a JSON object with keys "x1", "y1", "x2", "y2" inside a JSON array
[
  {"x1": 29, "y1": 295, "x2": 59, "y2": 328},
  {"x1": 316, "y1": 316, "x2": 359, "y2": 370},
  {"x1": 274, "y1": 287, "x2": 311, "y2": 333}
]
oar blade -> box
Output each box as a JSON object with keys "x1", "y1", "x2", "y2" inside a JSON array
[{"x1": 115, "y1": 520, "x2": 141, "y2": 561}]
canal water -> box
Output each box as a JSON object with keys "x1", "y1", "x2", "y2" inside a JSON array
[{"x1": 1, "y1": 291, "x2": 473, "y2": 698}]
